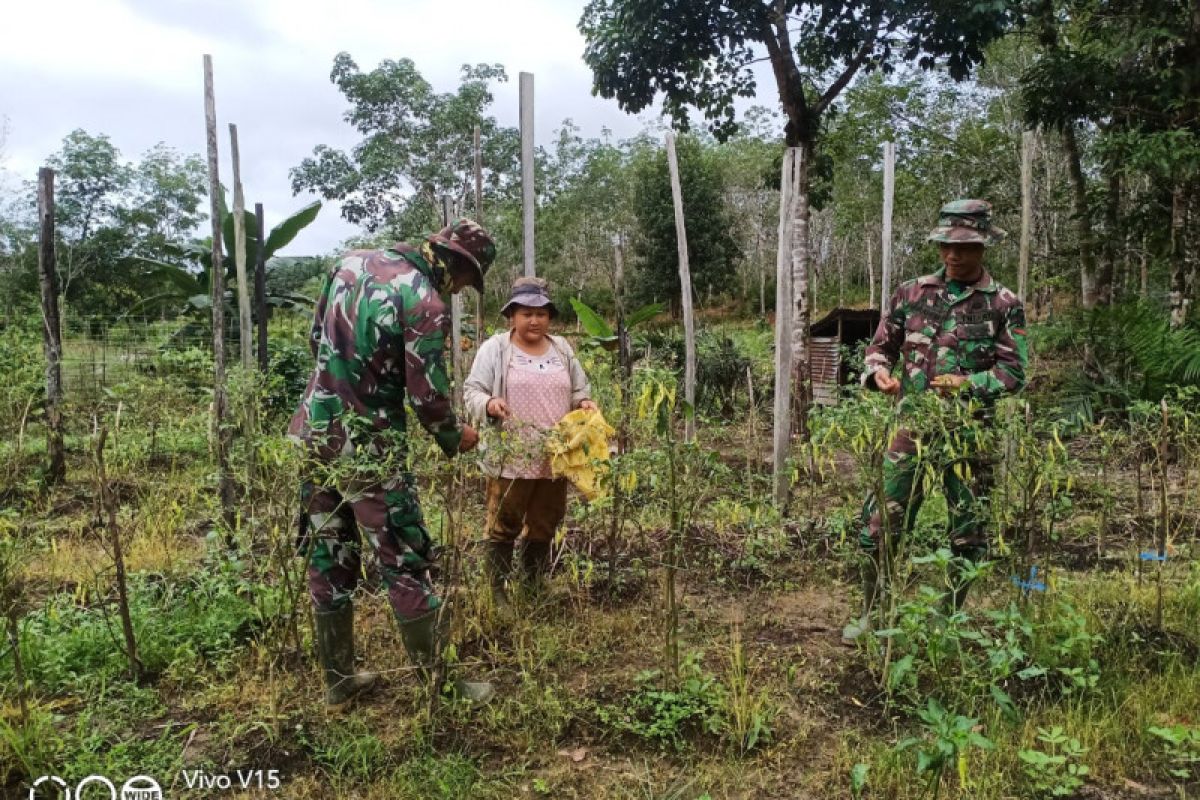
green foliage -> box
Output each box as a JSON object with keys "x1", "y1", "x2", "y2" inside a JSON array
[
  {"x1": 629, "y1": 135, "x2": 740, "y2": 308},
  {"x1": 597, "y1": 653, "x2": 725, "y2": 751},
  {"x1": 897, "y1": 698, "x2": 994, "y2": 797},
  {"x1": 8, "y1": 549, "x2": 271, "y2": 694},
  {"x1": 1147, "y1": 724, "x2": 1200, "y2": 782},
  {"x1": 291, "y1": 54, "x2": 519, "y2": 238},
  {"x1": 1018, "y1": 726, "x2": 1090, "y2": 797}
]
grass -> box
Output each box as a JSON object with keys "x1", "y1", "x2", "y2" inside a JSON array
[{"x1": 2, "y1": 332, "x2": 1200, "y2": 799}]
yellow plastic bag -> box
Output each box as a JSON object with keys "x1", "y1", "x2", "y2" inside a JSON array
[{"x1": 545, "y1": 409, "x2": 616, "y2": 500}]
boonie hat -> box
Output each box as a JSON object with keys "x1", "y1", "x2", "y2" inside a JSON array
[
  {"x1": 500, "y1": 277, "x2": 559, "y2": 318},
  {"x1": 427, "y1": 217, "x2": 496, "y2": 293},
  {"x1": 927, "y1": 199, "x2": 1006, "y2": 246}
]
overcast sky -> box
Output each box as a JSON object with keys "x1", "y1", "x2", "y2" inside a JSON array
[{"x1": 0, "y1": 0, "x2": 714, "y2": 254}]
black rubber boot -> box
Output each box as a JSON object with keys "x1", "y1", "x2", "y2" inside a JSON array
[
  {"x1": 398, "y1": 607, "x2": 495, "y2": 704},
  {"x1": 314, "y1": 604, "x2": 377, "y2": 709},
  {"x1": 842, "y1": 552, "x2": 884, "y2": 645},
  {"x1": 520, "y1": 540, "x2": 552, "y2": 583},
  {"x1": 484, "y1": 541, "x2": 514, "y2": 605}
]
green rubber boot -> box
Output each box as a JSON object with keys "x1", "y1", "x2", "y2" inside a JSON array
[
  {"x1": 842, "y1": 553, "x2": 884, "y2": 646},
  {"x1": 398, "y1": 607, "x2": 495, "y2": 704},
  {"x1": 484, "y1": 541, "x2": 514, "y2": 606},
  {"x1": 315, "y1": 604, "x2": 377, "y2": 709}
]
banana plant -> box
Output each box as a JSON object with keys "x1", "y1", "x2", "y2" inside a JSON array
[{"x1": 127, "y1": 191, "x2": 322, "y2": 315}]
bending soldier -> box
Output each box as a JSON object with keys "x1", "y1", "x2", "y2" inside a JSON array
[
  {"x1": 843, "y1": 200, "x2": 1028, "y2": 644},
  {"x1": 289, "y1": 219, "x2": 496, "y2": 707}
]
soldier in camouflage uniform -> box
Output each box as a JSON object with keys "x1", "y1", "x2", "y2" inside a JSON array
[
  {"x1": 289, "y1": 218, "x2": 496, "y2": 707},
  {"x1": 843, "y1": 200, "x2": 1028, "y2": 644}
]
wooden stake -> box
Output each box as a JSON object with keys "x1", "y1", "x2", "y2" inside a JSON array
[
  {"x1": 473, "y1": 124, "x2": 485, "y2": 342},
  {"x1": 203, "y1": 54, "x2": 236, "y2": 533},
  {"x1": 443, "y1": 196, "x2": 465, "y2": 410},
  {"x1": 255, "y1": 203, "x2": 268, "y2": 372},
  {"x1": 229, "y1": 124, "x2": 252, "y2": 369},
  {"x1": 772, "y1": 149, "x2": 797, "y2": 506},
  {"x1": 881, "y1": 142, "x2": 895, "y2": 311},
  {"x1": 665, "y1": 132, "x2": 696, "y2": 443},
  {"x1": 95, "y1": 426, "x2": 142, "y2": 683},
  {"x1": 37, "y1": 167, "x2": 65, "y2": 484},
  {"x1": 519, "y1": 72, "x2": 536, "y2": 278},
  {"x1": 1019, "y1": 130, "x2": 1034, "y2": 304}
]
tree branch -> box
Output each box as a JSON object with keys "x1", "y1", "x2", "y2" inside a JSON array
[{"x1": 814, "y1": 21, "x2": 880, "y2": 116}]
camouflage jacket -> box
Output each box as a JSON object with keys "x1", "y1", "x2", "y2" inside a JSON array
[
  {"x1": 862, "y1": 267, "x2": 1028, "y2": 402},
  {"x1": 288, "y1": 245, "x2": 462, "y2": 461}
]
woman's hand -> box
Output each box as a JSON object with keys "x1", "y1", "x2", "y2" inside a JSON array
[
  {"x1": 486, "y1": 397, "x2": 510, "y2": 420},
  {"x1": 578, "y1": 399, "x2": 599, "y2": 412}
]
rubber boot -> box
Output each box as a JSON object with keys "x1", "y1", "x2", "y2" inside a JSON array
[
  {"x1": 842, "y1": 552, "x2": 884, "y2": 645},
  {"x1": 314, "y1": 604, "x2": 377, "y2": 709},
  {"x1": 484, "y1": 541, "x2": 514, "y2": 606},
  {"x1": 942, "y1": 547, "x2": 986, "y2": 613},
  {"x1": 398, "y1": 607, "x2": 495, "y2": 704},
  {"x1": 520, "y1": 540, "x2": 552, "y2": 584}
]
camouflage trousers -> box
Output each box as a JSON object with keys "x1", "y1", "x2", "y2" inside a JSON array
[
  {"x1": 300, "y1": 475, "x2": 441, "y2": 621},
  {"x1": 859, "y1": 429, "x2": 992, "y2": 558}
]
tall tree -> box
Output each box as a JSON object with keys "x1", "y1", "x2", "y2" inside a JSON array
[
  {"x1": 291, "y1": 54, "x2": 520, "y2": 241},
  {"x1": 580, "y1": 0, "x2": 1014, "y2": 434}
]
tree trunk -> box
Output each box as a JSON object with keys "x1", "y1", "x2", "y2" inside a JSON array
[
  {"x1": 37, "y1": 167, "x2": 65, "y2": 484},
  {"x1": 1169, "y1": 185, "x2": 1192, "y2": 327},
  {"x1": 1097, "y1": 156, "x2": 1121, "y2": 306},
  {"x1": 789, "y1": 141, "x2": 812, "y2": 442},
  {"x1": 772, "y1": 148, "x2": 797, "y2": 507},
  {"x1": 1062, "y1": 124, "x2": 1099, "y2": 309}
]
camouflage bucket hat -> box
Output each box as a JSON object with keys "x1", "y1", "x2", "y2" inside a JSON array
[
  {"x1": 927, "y1": 199, "x2": 1007, "y2": 246},
  {"x1": 428, "y1": 217, "x2": 496, "y2": 293}
]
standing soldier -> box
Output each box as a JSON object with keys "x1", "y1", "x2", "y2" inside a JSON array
[
  {"x1": 843, "y1": 200, "x2": 1028, "y2": 644},
  {"x1": 289, "y1": 219, "x2": 496, "y2": 707}
]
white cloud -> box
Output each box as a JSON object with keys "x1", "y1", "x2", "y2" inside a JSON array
[{"x1": 0, "y1": 0, "x2": 706, "y2": 254}]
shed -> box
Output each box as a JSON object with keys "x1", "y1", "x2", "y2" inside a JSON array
[{"x1": 809, "y1": 307, "x2": 882, "y2": 406}]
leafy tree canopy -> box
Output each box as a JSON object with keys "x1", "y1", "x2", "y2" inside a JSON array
[{"x1": 291, "y1": 54, "x2": 520, "y2": 240}]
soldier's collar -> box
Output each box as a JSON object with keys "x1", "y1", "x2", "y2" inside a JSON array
[{"x1": 920, "y1": 267, "x2": 997, "y2": 293}]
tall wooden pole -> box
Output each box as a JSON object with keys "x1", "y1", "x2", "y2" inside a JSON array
[
  {"x1": 473, "y1": 124, "x2": 485, "y2": 342},
  {"x1": 881, "y1": 141, "x2": 895, "y2": 312},
  {"x1": 1018, "y1": 130, "x2": 1034, "y2": 304},
  {"x1": 789, "y1": 144, "x2": 811, "y2": 442},
  {"x1": 772, "y1": 149, "x2": 797, "y2": 507},
  {"x1": 519, "y1": 72, "x2": 536, "y2": 278},
  {"x1": 665, "y1": 133, "x2": 696, "y2": 443},
  {"x1": 203, "y1": 54, "x2": 236, "y2": 532},
  {"x1": 443, "y1": 195, "x2": 465, "y2": 410},
  {"x1": 254, "y1": 203, "x2": 268, "y2": 372},
  {"x1": 229, "y1": 124, "x2": 252, "y2": 369},
  {"x1": 37, "y1": 167, "x2": 65, "y2": 484}
]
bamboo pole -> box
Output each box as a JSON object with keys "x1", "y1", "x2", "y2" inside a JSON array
[
  {"x1": 229, "y1": 124, "x2": 252, "y2": 369},
  {"x1": 881, "y1": 141, "x2": 895, "y2": 311},
  {"x1": 37, "y1": 167, "x2": 65, "y2": 484},
  {"x1": 203, "y1": 54, "x2": 236, "y2": 533},
  {"x1": 1018, "y1": 130, "x2": 1034, "y2": 304},
  {"x1": 665, "y1": 132, "x2": 696, "y2": 443},
  {"x1": 255, "y1": 203, "x2": 268, "y2": 372},
  {"x1": 772, "y1": 149, "x2": 797, "y2": 506},
  {"x1": 443, "y1": 196, "x2": 464, "y2": 410},
  {"x1": 473, "y1": 124, "x2": 485, "y2": 342},
  {"x1": 519, "y1": 72, "x2": 536, "y2": 278}
]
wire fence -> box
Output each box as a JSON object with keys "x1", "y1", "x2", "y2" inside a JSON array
[{"x1": 57, "y1": 313, "x2": 311, "y2": 398}]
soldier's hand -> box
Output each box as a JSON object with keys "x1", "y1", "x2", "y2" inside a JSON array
[
  {"x1": 458, "y1": 424, "x2": 479, "y2": 452},
  {"x1": 873, "y1": 370, "x2": 901, "y2": 395},
  {"x1": 486, "y1": 397, "x2": 510, "y2": 420},
  {"x1": 932, "y1": 374, "x2": 969, "y2": 397}
]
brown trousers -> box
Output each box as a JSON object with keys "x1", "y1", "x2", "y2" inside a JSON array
[{"x1": 485, "y1": 478, "x2": 569, "y2": 544}]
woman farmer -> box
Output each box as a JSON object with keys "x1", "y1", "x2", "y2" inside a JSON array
[{"x1": 464, "y1": 277, "x2": 597, "y2": 599}]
